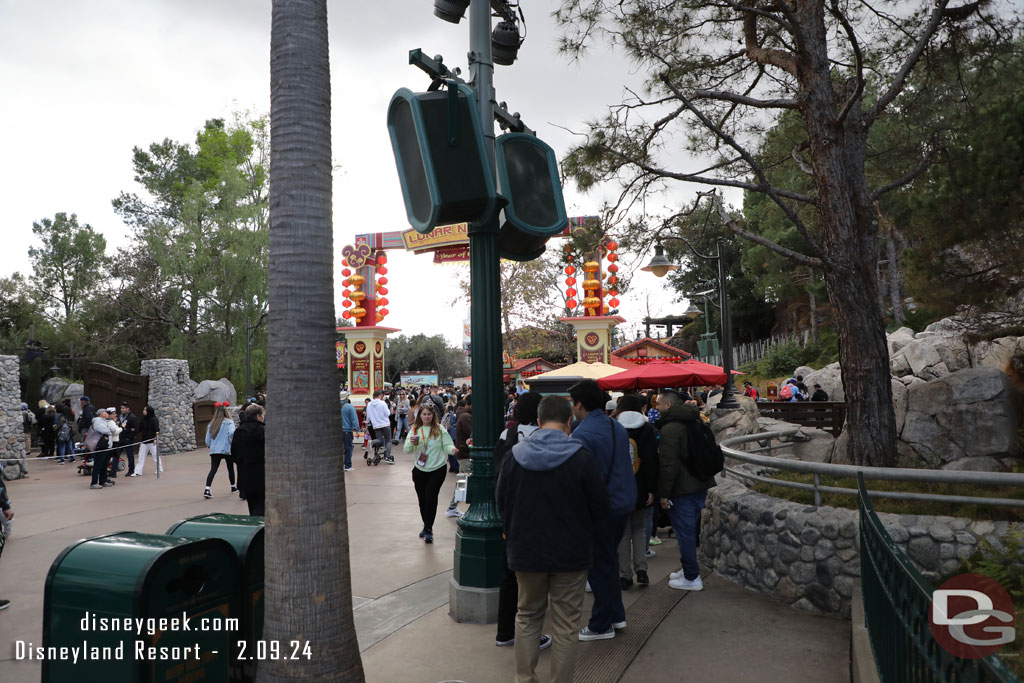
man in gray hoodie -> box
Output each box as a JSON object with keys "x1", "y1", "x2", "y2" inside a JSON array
[{"x1": 497, "y1": 395, "x2": 610, "y2": 683}]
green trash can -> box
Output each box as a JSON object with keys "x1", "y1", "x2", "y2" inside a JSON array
[
  {"x1": 168, "y1": 513, "x2": 264, "y2": 682},
  {"x1": 43, "y1": 531, "x2": 239, "y2": 683}
]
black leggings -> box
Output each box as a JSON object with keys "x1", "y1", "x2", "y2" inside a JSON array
[
  {"x1": 206, "y1": 454, "x2": 236, "y2": 487},
  {"x1": 411, "y1": 466, "x2": 448, "y2": 532}
]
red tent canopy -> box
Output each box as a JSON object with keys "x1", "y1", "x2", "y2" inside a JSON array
[{"x1": 596, "y1": 359, "x2": 740, "y2": 390}]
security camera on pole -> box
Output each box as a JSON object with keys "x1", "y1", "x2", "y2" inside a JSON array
[{"x1": 386, "y1": 0, "x2": 567, "y2": 623}]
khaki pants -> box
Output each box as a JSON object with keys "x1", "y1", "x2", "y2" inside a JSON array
[
  {"x1": 514, "y1": 569, "x2": 588, "y2": 683},
  {"x1": 618, "y1": 507, "x2": 648, "y2": 579}
]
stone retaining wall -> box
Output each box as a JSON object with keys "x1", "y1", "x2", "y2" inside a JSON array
[
  {"x1": 700, "y1": 477, "x2": 1014, "y2": 618},
  {"x1": 141, "y1": 359, "x2": 195, "y2": 454},
  {"x1": 0, "y1": 355, "x2": 28, "y2": 479}
]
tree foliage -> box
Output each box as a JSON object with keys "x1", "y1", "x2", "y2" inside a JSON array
[
  {"x1": 112, "y1": 115, "x2": 270, "y2": 382},
  {"x1": 28, "y1": 212, "x2": 109, "y2": 328},
  {"x1": 383, "y1": 334, "x2": 469, "y2": 384},
  {"x1": 556, "y1": 0, "x2": 1020, "y2": 467}
]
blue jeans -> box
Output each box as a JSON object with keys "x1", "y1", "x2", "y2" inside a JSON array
[
  {"x1": 395, "y1": 414, "x2": 409, "y2": 439},
  {"x1": 587, "y1": 513, "x2": 627, "y2": 633},
  {"x1": 343, "y1": 431, "x2": 354, "y2": 468},
  {"x1": 667, "y1": 491, "x2": 707, "y2": 581},
  {"x1": 57, "y1": 440, "x2": 74, "y2": 462}
]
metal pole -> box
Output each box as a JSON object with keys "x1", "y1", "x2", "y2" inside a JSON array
[
  {"x1": 451, "y1": 0, "x2": 504, "y2": 620},
  {"x1": 717, "y1": 238, "x2": 740, "y2": 409}
]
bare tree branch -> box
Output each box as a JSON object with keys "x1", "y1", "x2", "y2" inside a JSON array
[
  {"x1": 742, "y1": 10, "x2": 799, "y2": 76},
  {"x1": 790, "y1": 141, "x2": 814, "y2": 175},
  {"x1": 693, "y1": 88, "x2": 797, "y2": 109},
  {"x1": 830, "y1": 0, "x2": 866, "y2": 128},
  {"x1": 659, "y1": 74, "x2": 824, "y2": 257},
  {"x1": 710, "y1": 191, "x2": 825, "y2": 269},
  {"x1": 869, "y1": 153, "x2": 934, "y2": 200},
  {"x1": 867, "y1": 0, "x2": 952, "y2": 123}
]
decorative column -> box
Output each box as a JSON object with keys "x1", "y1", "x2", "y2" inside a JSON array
[
  {"x1": 340, "y1": 327, "x2": 399, "y2": 412},
  {"x1": 141, "y1": 359, "x2": 196, "y2": 454},
  {"x1": 0, "y1": 355, "x2": 28, "y2": 480},
  {"x1": 561, "y1": 316, "x2": 626, "y2": 364}
]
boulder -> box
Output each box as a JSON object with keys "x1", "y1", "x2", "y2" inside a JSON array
[
  {"x1": 829, "y1": 428, "x2": 852, "y2": 465},
  {"x1": 891, "y1": 378, "x2": 909, "y2": 436},
  {"x1": 887, "y1": 327, "x2": 916, "y2": 356},
  {"x1": 710, "y1": 395, "x2": 760, "y2": 445},
  {"x1": 968, "y1": 337, "x2": 1018, "y2": 371},
  {"x1": 41, "y1": 378, "x2": 69, "y2": 405},
  {"x1": 901, "y1": 367, "x2": 1021, "y2": 468},
  {"x1": 941, "y1": 456, "x2": 1005, "y2": 472},
  {"x1": 786, "y1": 425, "x2": 835, "y2": 463},
  {"x1": 193, "y1": 378, "x2": 238, "y2": 406},
  {"x1": 803, "y1": 362, "x2": 843, "y2": 402},
  {"x1": 794, "y1": 366, "x2": 815, "y2": 382},
  {"x1": 893, "y1": 334, "x2": 970, "y2": 381},
  {"x1": 62, "y1": 383, "x2": 84, "y2": 402}
]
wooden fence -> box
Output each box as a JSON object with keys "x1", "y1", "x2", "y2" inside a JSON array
[{"x1": 757, "y1": 400, "x2": 846, "y2": 438}]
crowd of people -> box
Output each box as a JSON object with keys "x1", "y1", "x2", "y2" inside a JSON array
[{"x1": 338, "y1": 378, "x2": 719, "y2": 683}]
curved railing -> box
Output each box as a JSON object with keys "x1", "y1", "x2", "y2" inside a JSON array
[{"x1": 719, "y1": 429, "x2": 1024, "y2": 507}]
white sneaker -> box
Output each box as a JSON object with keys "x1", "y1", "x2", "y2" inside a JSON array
[
  {"x1": 612, "y1": 621, "x2": 627, "y2": 630},
  {"x1": 578, "y1": 627, "x2": 615, "y2": 641},
  {"x1": 585, "y1": 581, "x2": 592, "y2": 593},
  {"x1": 645, "y1": 549, "x2": 656, "y2": 558},
  {"x1": 669, "y1": 568, "x2": 685, "y2": 581},
  {"x1": 445, "y1": 507, "x2": 463, "y2": 518},
  {"x1": 668, "y1": 575, "x2": 703, "y2": 591}
]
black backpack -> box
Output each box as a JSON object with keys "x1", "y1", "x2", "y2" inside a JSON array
[
  {"x1": 493, "y1": 424, "x2": 527, "y2": 491},
  {"x1": 685, "y1": 421, "x2": 724, "y2": 480}
]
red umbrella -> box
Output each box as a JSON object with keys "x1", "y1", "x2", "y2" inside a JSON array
[{"x1": 596, "y1": 359, "x2": 740, "y2": 390}]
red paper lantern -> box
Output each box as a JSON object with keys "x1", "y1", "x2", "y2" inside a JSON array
[
  {"x1": 565, "y1": 277, "x2": 576, "y2": 286},
  {"x1": 343, "y1": 300, "x2": 352, "y2": 308},
  {"x1": 606, "y1": 241, "x2": 618, "y2": 251},
  {"x1": 607, "y1": 253, "x2": 618, "y2": 262},
  {"x1": 379, "y1": 276, "x2": 388, "y2": 285},
  {"x1": 378, "y1": 266, "x2": 388, "y2": 275},
  {"x1": 342, "y1": 310, "x2": 351, "y2": 319},
  {"x1": 609, "y1": 298, "x2": 620, "y2": 307},
  {"x1": 608, "y1": 264, "x2": 618, "y2": 273},
  {"x1": 379, "y1": 287, "x2": 388, "y2": 296},
  {"x1": 566, "y1": 288, "x2": 577, "y2": 298},
  {"x1": 379, "y1": 297, "x2": 389, "y2": 306},
  {"x1": 610, "y1": 290, "x2": 619, "y2": 297},
  {"x1": 342, "y1": 259, "x2": 349, "y2": 267},
  {"x1": 565, "y1": 265, "x2": 576, "y2": 275},
  {"x1": 342, "y1": 268, "x2": 351, "y2": 277},
  {"x1": 342, "y1": 288, "x2": 351, "y2": 298},
  {"x1": 378, "y1": 254, "x2": 388, "y2": 265},
  {"x1": 566, "y1": 300, "x2": 578, "y2": 309},
  {"x1": 380, "y1": 308, "x2": 389, "y2": 316}
]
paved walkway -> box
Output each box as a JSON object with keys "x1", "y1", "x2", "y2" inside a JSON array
[{"x1": 0, "y1": 445, "x2": 850, "y2": 682}]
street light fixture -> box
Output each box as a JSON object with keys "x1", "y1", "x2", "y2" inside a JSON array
[
  {"x1": 684, "y1": 303, "x2": 701, "y2": 319},
  {"x1": 642, "y1": 236, "x2": 739, "y2": 409},
  {"x1": 639, "y1": 244, "x2": 679, "y2": 277},
  {"x1": 491, "y1": 20, "x2": 521, "y2": 65}
]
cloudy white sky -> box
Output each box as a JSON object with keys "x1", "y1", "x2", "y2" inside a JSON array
[{"x1": 0, "y1": 0, "x2": 708, "y2": 347}]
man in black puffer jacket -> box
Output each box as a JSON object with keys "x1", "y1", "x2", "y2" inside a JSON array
[{"x1": 497, "y1": 395, "x2": 610, "y2": 683}]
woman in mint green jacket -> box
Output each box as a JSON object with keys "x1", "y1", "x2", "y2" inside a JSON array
[{"x1": 404, "y1": 400, "x2": 457, "y2": 544}]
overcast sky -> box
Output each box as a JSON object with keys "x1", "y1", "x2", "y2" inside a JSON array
[{"x1": 0, "y1": 0, "x2": 709, "y2": 347}]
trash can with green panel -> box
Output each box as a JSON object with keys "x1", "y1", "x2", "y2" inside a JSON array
[
  {"x1": 43, "y1": 531, "x2": 239, "y2": 683},
  {"x1": 168, "y1": 513, "x2": 264, "y2": 681}
]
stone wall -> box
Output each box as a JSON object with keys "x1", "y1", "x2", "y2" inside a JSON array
[
  {"x1": 141, "y1": 359, "x2": 195, "y2": 454},
  {"x1": 0, "y1": 355, "x2": 28, "y2": 479},
  {"x1": 701, "y1": 477, "x2": 1013, "y2": 618}
]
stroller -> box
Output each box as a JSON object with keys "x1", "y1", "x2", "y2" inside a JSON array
[
  {"x1": 363, "y1": 425, "x2": 385, "y2": 466},
  {"x1": 76, "y1": 443, "x2": 127, "y2": 477}
]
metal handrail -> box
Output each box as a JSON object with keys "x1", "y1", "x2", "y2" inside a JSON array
[
  {"x1": 720, "y1": 429, "x2": 1024, "y2": 507},
  {"x1": 857, "y1": 474, "x2": 1019, "y2": 681}
]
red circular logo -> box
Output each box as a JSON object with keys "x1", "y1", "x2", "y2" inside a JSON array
[
  {"x1": 584, "y1": 332, "x2": 600, "y2": 347},
  {"x1": 929, "y1": 573, "x2": 1016, "y2": 659},
  {"x1": 353, "y1": 341, "x2": 366, "y2": 355}
]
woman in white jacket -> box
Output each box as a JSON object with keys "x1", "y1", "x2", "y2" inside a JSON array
[{"x1": 88, "y1": 408, "x2": 120, "y2": 489}]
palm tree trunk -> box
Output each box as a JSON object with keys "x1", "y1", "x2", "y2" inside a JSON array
[{"x1": 262, "y1": 1, "x2": 364, "y2": 680}]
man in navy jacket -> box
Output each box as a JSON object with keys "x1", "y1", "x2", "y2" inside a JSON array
[{"x1": 569, "y1": 380, "x2": 636, "y2": 641}]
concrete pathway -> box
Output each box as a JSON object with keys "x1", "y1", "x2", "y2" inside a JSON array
[{"x1": 0, "y1": 445, "x2": 849, "y2": 682}]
